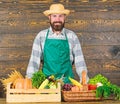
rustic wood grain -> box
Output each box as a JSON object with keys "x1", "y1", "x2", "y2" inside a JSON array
[
  {"x1": 0, "y1": 33, "x2": 35, "y2": 47},
  {"x1": 83, "y1": 46, "x2": 120, "y2": 59},
  {"x1": 0, "y1": 48, "x2": 31, "y2": 61},
  {"x1": 78, "y1": 32, "x2": 120, "y2": 46},
  {"x1": 0, "y1": 0, "x2": 120, "y2": 97},
  {"x1": 86, "y1": 59, "x2": 120, "y2": 70}
]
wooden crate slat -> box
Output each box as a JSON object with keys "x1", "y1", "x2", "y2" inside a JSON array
[{"x1": 6, "y1": 83, "x2": 61, "y2": 102}]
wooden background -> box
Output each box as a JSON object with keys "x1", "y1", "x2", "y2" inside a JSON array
[{"x1": 0, "y1": 0, "x2": 120, "y2": 97}]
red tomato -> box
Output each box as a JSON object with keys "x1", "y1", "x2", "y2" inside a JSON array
[{"x1": 88, "y1": 84, "x2": 97, "y2": 90}]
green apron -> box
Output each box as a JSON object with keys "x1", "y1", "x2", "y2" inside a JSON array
[{"x1": 42, "y1": 29, "x2": 74, "y2": 83}]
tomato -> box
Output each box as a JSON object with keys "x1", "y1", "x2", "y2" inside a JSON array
[{"x1": 88, "y1": 84, "x2": 97, "y2": 90}]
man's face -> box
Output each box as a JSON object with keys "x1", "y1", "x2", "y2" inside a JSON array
[{"x1": 49, "y1": 14, "x2": 66, "y2": 31}]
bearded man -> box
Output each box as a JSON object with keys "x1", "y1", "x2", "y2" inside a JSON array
[{"x1": 26, "y1": 3, "x2": 89, "y2": 83}]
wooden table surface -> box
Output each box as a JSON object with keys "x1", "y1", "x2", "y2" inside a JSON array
[{"x1": 0, "y1": 98, "x2": 120, "y2": 104}]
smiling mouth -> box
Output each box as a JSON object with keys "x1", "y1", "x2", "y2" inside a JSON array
[{"x1": 54, "y1": 22, "x2": 61, "y2": 25}]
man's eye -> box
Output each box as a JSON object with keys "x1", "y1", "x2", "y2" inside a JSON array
[
  {"x1": 59, "y1": 15, "x2": 63, "y2": 17},
  {"x1": 51, "y1": 15, "x2": 56, "y2": 17}
]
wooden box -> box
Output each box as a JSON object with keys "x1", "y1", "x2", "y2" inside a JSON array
[{"x1": 6, "y1": 83, "x2": 61, "y2": 102}]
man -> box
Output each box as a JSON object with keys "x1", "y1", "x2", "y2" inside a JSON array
[{"x1": 26, "y1": 3, "x2": 89, "y2": 83}]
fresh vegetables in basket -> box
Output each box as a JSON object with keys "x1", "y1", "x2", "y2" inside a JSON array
[{"x1": 88, "y1": 74, "x2": 120, "y2": 100}]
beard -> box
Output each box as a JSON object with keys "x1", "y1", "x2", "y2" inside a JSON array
[{"x1": 50, "y1": 21, "x2": 65, "y2": 31}]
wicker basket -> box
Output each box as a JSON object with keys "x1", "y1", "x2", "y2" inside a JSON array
[{"x1": 62, "y1": 90, "x2": 101, "y2": 102}]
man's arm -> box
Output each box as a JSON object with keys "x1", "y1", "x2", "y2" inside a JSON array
[
  {"x1": 73, "y1": 34, "x2": 89, "y2": 82},
  {"x1": 26, "y1": 34, "x2": 42, "y2": 78}
]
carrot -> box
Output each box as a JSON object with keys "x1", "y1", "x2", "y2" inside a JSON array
[{"x1": 81, "y1": 70, "x2": 87, "y2": 85}]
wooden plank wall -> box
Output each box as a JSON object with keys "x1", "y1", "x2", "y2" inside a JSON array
[{"x1": 0, "y1": 0, "x2": 120, "y2": 97}]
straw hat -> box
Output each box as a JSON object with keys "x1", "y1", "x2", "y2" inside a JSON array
[{"x1": 43, "y1": 4, "x2": 70, "y2": 16}]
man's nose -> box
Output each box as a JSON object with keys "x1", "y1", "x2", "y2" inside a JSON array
[{"x1": 55, "y1": 16, "x2": 61, "y2": 21}]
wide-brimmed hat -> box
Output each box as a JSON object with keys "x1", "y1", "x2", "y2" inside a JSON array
[{"x1": 43, "y1": 4, "x2": 70, "y2": 16}]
